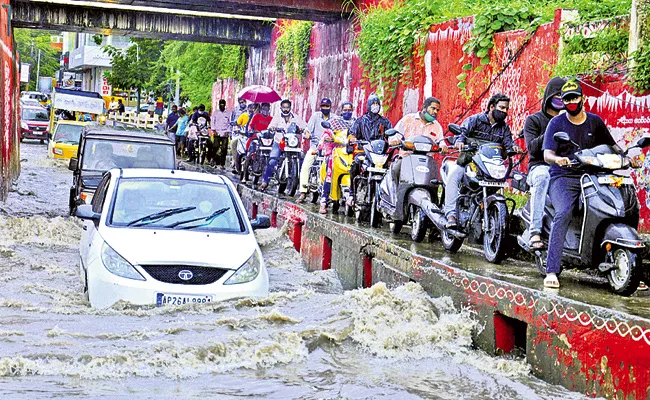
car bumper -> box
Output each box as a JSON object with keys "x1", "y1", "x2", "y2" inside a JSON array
[
  {"x1": 21, "y1": 129, "x2": 48, "y2": 139},
  {"x1": 86, "y1": 260, "x2": 269, "y2": 309}
]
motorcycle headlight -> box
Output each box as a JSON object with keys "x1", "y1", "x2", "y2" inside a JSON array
[
  {"x1": 224, "y1": 250, "x2": 262, "y2": 285},
  {"x1": 484, "y1": 162, "x2": 507, "y2": 179},
  {"x1": 368, "y1": 153, "x2": 389, "y2": 169},
  {"x1": 287, "y1": 135, "x2": 299, "y2": 148},
  {"x1": 101, "y1": 242, "x2": 145, "y2": 281},
  {"x1": 20, "y1": 121, "x2": 28, "y2": 130}
]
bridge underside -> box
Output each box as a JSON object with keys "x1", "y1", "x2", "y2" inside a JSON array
[
  {"x1": 55, "y1": 0, "x2": 348, "y2": 22},
  {"x1": 11, "y1": 0, "x2": 273, "y2": 46}
]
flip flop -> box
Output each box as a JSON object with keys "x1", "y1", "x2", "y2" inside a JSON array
[
  {"x1": 544, "y1": 273, "x2": 560, "y2": 288},
  {"x1": 529, "y1": 239, "x2": 545, "y2": 250}
]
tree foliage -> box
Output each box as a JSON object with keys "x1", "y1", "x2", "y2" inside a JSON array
[
  {"x1": 102, "y1": 38, "x2": 164, "y2": 92},
  {"x1": 14, "y1": 28, "x2": 62, "y2": 90}
]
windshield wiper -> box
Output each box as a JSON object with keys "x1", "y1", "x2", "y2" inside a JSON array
[
  {"x1": 166, "y1": 207, "x2": 230, "y2": 229},
  {"x1": 127, "y1": 206, "x2": 196, "y2": 227}
]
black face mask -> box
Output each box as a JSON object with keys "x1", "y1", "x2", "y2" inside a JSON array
[
  {"x1": 321, "y1": 108, "x2": 331, "y2": 116},
  {"x1": 219, "y1": 105, "x2": 226, "y2": 112},
  {"x1": 492, "y1": 109, "x2": 507, "y2": 122}
]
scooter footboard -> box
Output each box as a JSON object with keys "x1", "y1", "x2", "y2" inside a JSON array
[{"x1": 600, "y1": 223, "x2": 645, "y2": 249}]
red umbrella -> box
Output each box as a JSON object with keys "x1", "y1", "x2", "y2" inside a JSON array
[{"x1": 236, "y1": 85, "x2": 282, "y2": 104}]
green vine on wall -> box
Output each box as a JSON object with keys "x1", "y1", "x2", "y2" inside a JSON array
[
  {"x1": 629, "y1": 0, "x2": 650, "y2": 92},
  {"x1": 275, "y1": 21, "x2": 313, "y2": 82}
]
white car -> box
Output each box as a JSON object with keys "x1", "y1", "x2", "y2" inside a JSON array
[{"x1": 76, "y1": 168, "x2": 271, "y2": 309}]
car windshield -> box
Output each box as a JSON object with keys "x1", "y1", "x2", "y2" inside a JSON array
[
  {"x1": 109, "y1": 178, "x2": 244, "y2": 232},
  {"x1": 53, "y1": 124, "x2": 83, "y2": 144},
  {"x1": 22, "y1": 109, "x2": 49, "y2": 121},
  {"x1": 81, "y1": 139, "x2": 174, "y2": 171}
]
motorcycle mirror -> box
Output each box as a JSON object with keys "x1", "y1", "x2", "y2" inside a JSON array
[
  {"x1": 553, "y1": 132, "x2": 571, "y2": 144},
  {"x1": 320, "y1": 121, "x2": 331, "y2": 129},
  {"x1": 385, "y1": 128, "x2": 400, "y2": 137},
  {"x1": 637, "y1": 136, "x2": 650, "y2": 149},
  {"x1": 448, "y1": 124, "x2": 463, "y2": 136}
]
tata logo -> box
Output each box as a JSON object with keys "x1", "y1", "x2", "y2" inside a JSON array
[{"x1": 178, "y1": 270, "x2": 193, "y2": 281}]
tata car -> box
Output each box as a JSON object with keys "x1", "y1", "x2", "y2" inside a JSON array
[
  {"x1": 68, "y1": 125, "x2": 176, "y2": 215},
  {"x1": 76, "y1": 168, "x2": 271, "y2": 309},
  {"x1": 20, "y1": 106, "x2": 50, "y2": 143},
  {"x1": 48, "y1": 120, "x2": 92, "y2": 159}
]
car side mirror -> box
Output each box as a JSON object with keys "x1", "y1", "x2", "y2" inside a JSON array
[
  {"x1": 250, "y1": 215, "x2": 271, "y2": 230},
  {"x1": 68, "y1": 157, "x2": 78, "y2": 171},
  {"x1": 448, "y1": 124, "x2": 463, "y2": 136},
  {"x1": 76, "y1": 204, "x2": 100, "y2": 221},
  {"x1": 553, "y1": 132, "x2": 571, "y2": 144}
]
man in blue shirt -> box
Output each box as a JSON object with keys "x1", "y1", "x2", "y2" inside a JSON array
[
  {"x1": 541, "y1": 81, "x2": 617, "y2": 288},
  {"x1": 166, "y1": 104, "x2": 179, "y2": 137}
]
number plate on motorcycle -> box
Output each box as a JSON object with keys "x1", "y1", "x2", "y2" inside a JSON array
[
  {"x1": 478, "y1": 181, "x2": 507, "y2": 187},
  {"x1": 597, "y1": 176, "x2": 633, "y2": 186},
  {"x1": 259, "y1": 147, "x2": 272, "y2": 151},
  {"x1": 367, "y1": 166, "x2": 387, "y2": 173},
  {"x1": 284, "y1": 148, "x2": 301, "y2": 152}
]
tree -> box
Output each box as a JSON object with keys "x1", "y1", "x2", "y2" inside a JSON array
[
  {"x1": 14, "y1": 28, "x2": 62, "y2": 90},
  {"x1": 102, "y1": 38, "x2": 165, "y2": 97}
]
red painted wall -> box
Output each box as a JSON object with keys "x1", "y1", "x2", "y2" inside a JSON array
[{"x1": 0, "y1": 0, "x2": 20, "y2": 201}]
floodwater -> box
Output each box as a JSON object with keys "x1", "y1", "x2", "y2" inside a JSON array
[{"x1": 0, "y1": 143, "x2": 588, "y2": 399}]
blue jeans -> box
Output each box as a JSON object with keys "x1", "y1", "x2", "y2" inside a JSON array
[
  {"x1": 545, "y1": 176, "x2": 582, "y2": 274},
  {"x1": 443, "y1": 162, "x2": 465, "y2": 217},
  {"x1": 527, "y1": 165, "x2": 550, "y2": 236},
  {"x1": 262, "y1": 142, "x2": 282, "y2": 184}
]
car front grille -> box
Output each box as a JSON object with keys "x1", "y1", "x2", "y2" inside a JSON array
[{"x1": 140, "y1": 265, "x2": 228, "y2": 285}]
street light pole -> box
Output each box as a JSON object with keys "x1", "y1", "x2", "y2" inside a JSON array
[
  {"x1": 35, "y1": 49, "x2": 41, "y2": 91},
  {"x1": 135, "y1": 43, "x2": 141, "y2": 115}
]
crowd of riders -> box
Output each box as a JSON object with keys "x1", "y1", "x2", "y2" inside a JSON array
[{"x1": 168, "y1": 79, "x2": 647, "y2": 294}]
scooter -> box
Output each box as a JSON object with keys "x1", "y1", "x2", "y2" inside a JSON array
[
  {"x1": 275, "y1": 123, "x2": 302, "y2": 196},
  {"x1": 514, "y1": 132, "x2": 650, "y2": 296},
  {"x1": 377, "y1": 133, "x2": 447, "y2": 242},
  {"x1": 319, "y1": 124, "x2": 354, "y2": 214},
  {"x1": 439, "y1": 124, "x2": 518, "y2": 264},
  {"x1": 230, "y1": 123, "x2": 247, "y2": 174}
]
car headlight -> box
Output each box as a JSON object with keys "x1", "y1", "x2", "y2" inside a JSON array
[
  {"x1": 101, "y1": 242, "x2": 145, "y2": 281},
  {"x1": 20, "y1": 121, "x2": 28, "y2": 130},
  {"x1": 484, "y1": 162, "x2": 507, "y2": 179},
  {"x1": 224, "y1": 250, "x2": 261, "y2": 285},
  {"x1": 368, "y1": 153, "x2": 388, "y2": 169}
]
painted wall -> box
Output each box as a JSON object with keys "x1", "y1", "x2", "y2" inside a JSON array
[
  {"x1": 0, "y1": 0, "x2": 20, "y2": 201},
  {"x1": 218, "y1": 7, "x2": 650, "y2": 229}
]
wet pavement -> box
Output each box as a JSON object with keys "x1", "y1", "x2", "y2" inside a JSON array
[{"x1": 0, "y1": 143, "x2": 590, "y2": 399}]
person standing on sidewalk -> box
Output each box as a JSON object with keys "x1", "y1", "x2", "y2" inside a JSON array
[
  {"x1": 165, "y1": 104, "x2": 179, "y2": 142},
  {"x1": 211, "y1": 99, "x2": 232, "y2": 169},
  {"x1": 229, "y1": 98, "x2": 248, "y2": 170},
  {"x1": 297, "y1": 98, "x2": 337, "y2": 203}
]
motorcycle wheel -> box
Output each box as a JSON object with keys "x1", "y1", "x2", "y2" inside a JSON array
[
  {"x1": 240, "y1": 157, "x2": 251, "y2": 183},
  {"x1": 607, "y1": 248, "x2": 642, "y2": 296},
  {"x1": 370, "y1": 194, "x2": 381, "y2": 228},
  {"x1": 354, "y1": 180, "x2": 369, "y2": 222},
  {"x1": 199, "y1": 148, "x2": 205, "y2": 165},
  {"x1": 390, "y1": 221, "x2": 403, "y2": 234},
  {"x1": 410, "y1": 205, "x2": 427, "y2": 243},
  {"x1": 483, "y1": 202, "x2": 508, "y2": 264},
  {"x1": 345, "y1": 202, "x2": 354, "y2": 217},
  {"x1": 442, "y1": 229, "x2": 463, "y2": 253},
  {"x1": 287, "y1": 158, "x2": 299, "y2": 197}
]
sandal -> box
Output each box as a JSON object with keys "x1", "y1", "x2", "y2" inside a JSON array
[
  {"x1": 638, "y1": 281, "x2": 649, "y2": 291},
  {"x1": 529, "y1": 235, "x2": 545, "y2": 250},
  {"x1": 544, "y1": 273, "x2": 560, "y2": 288}
]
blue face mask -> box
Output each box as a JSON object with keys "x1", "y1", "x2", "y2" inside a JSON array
[
  {"x1": 342, "y1": 111, "x2": 353, "y2": 120},
  {"x1": 550, "y1": 97, "x2": 565, "y2": 111}
]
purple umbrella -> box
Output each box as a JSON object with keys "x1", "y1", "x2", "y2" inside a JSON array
[{"x1": 236, "y1": 85, "x2": 282, "y2": 104}]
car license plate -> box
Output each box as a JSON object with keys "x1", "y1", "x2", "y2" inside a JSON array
[
  {"x1": 156, "y1": 293, "x2": 213, "y2": 306},
  {"x1": 479, "y1": 181, "x2": 507, "y2": 187},
  {"x1": 597, "y1": 176, "x2": 633, "y2": 186}
]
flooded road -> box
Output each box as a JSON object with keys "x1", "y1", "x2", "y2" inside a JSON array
[{"x1": 0, "y1": 143, "x2": 588, "y2": 399}]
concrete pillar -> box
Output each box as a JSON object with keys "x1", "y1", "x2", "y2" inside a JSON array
[{"x1": 629, "y1": 0, "x2": 649, "y2": 70}]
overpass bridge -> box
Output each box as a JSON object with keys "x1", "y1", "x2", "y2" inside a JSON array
[{"x1": 9, "y1": 0, "x2": 350, "y2": 46}]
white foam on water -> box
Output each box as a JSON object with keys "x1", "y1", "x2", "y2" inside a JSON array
[{"x1": 0, "y1": 216, "x2": 82, "y2": 247}]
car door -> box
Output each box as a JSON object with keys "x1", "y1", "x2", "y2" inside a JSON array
[{"x1": 80, "y1": 173, "x2": 112, "y2": 268}]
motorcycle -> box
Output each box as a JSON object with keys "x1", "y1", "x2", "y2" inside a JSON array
[
  {"x1": 377, "y1": 133, "x2": 447, "y2": 242},
  {"x1": 306, "y1": 149, "x2": 325, "y2": 204},
  {"x1": 439, "y1": 124, "x2": 518, "y2": 264},
  {"x1": 318, "y1": 123, "x2": 354, "y2": 214},
  {"x1": 189, "y1": 116, "x2": 211, "y2": 165},
  {"x1": 352, "y1": 130, "x2": 398, "y2": 227},
  {"x1": 275, "y1": 124, "x2": 302, "y2": 196},
  {"x1": 231, "y1": 123, "x2": 248, "y2": 174},
  {"x1": 241, "y1": 129, "x2": 274, "y2": 185},
  {"x1": 514, "y1": 132, "x2": 650, "y2": 295}
]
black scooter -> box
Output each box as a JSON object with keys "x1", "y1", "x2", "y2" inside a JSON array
[
  {"x1": 377, "y1": 133, "x2": 447, "y2": 242},
  {"x1": 514, "y1": 132, "x2": 650, "y2": 296}
]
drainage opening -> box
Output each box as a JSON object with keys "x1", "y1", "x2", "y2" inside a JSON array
[
  {"x1": 271, "y1": 211, "x2": 278, "y2": 228},
  {"x1": 322, "y1": 236, "x2": 332, "y2": 270},
  {"x1": 362, "y1": 254, "x2": 373, "y2": 288},
  {"x1": 494, "y1": 312, "x2": 527, "y2": 356},
  {"x1": 292, "y1": 223, "x2": 302, "y2": 253}
]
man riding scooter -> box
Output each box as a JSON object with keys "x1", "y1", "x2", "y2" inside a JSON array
[{"x1": 443, "y1": 93, "x2": 521, "y2": 228}]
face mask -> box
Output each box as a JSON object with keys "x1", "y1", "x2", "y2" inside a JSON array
[
  {"x1": 321, "y1": 108, "x2": 331, "y2": 116},
  {"x1": 492, "y1": 109, "x2": 507, "y2": 122},
  {"x1": 565, "y1": 102, "x2": 582, "y2": 116},
  {"x1": 281, "y1": 109, "x2": 291, "y2": 116},
  {"x1": 219, "y1": 105, "x2": 226, "y2": 112},
  {"x1": 239, "y1": 103, "x2": 246, "y2": 110},
  {"x1": 550, "y1": 97, "x2": 564, "y2": 111},
  {"x1": 423, "y1": 111, "x2": 436, "y2": 122},
  {"x1": 342, "y1": 111, "x2": 353, "y2": 120},
  {"x1": 370, "y1": 104, "x2": 380, "y2": 114}
]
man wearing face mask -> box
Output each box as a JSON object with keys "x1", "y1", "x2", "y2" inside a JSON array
[
  {"x1": 541, "y1": 81, "x2": 618, "y2": 288},
  {"x1": 444, "y1": 93, "x2": 520, "y2": 228},
  {"x1": 520, "y1": 77, "x2": 566, "y2": 250},
  {"x1": 346, "y1": 94, "x2": 393, "y2": 206},
  {"x1": 296, "y1": 98, "x2": 338, "y2": 203},
  {"x1": 335, "y1": 101, "x2": 356, "y2": 129},
  {"x1": 211, "y1": 99, "x2": 232, "y2": 169},
  {"x1": 229, "y1": 98, "x2": 248, "y2": 171},
  {"x1": 248, "y1": 102, "x2": 273, "y2": 134},
  {"x1": 259, "y1": 99, "x2": 307, "y2": 191}
]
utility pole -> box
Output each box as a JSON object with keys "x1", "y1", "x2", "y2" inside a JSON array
[
  {"x1": 175, "y1": 69, "x2": 180, "y2": 107},
  {"x1": 35, "y1": 49, "x2": 41, "y2": 91},
  {"x1": 135, "y1": 43, "x2": 141, "y2": 115}
]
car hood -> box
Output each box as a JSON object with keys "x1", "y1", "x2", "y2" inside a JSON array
[{"x1": 100, "y1": 227, "x2": 256, "y2": 270}]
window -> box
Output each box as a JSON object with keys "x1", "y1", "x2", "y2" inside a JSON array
[
  {"x1": 22, "y1": 109, "x2": 49, "y2": 121},
  {"x1": 82, "y1": 139, "x2": 175, "y2": 171},
  {"x1": 53, "y1": 124, "x2": 84, "y2": 144},
  {"x1": 92, "y1": 173, "x2": 112, "y2": 214}
]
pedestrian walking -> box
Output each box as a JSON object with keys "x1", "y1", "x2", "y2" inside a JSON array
[{"x1": 211, "y1": 99, "x2": 233, "y2": 169}]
